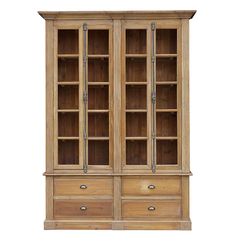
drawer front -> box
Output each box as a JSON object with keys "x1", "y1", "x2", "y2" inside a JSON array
[
  {"x1": 122, "y1": 200, "x2": 181, "y2": 218},
  {"x1": 122, "y1": 176, "x2": 181, "y2": 196},
  {"x1": 54, "y1": 200, "x2": 113, "y2": 218},
  {"x1": 54, "y1": 177, "x2": 113, "y2": 196}
]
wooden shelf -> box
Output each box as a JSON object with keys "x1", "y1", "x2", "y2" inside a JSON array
[
  {"x1": 88, "y1": 82, "x2": 109, "y2": 85},
  {"x1": 156, "y1": 81, "x2": 177, "y2": 85},
  {"x1": 126, "y1": 54, "x2": 147, "y2": 58},
  {"x1": 156, "y1": 54, "x2": 177, "y2": 58},
  {"x1": 57, "y1": 82, "x2": 79, "y2": 85},
  {"x1": 58, "y1": 137, "x2": 80, "y2": 140},
  {"x1": 125, "y1": 109, "x2": 147, "y2": 113},
  {"x1": 156, "y1": 137, "x2": 178, "y2": 140},
  {"x1": 58, "y1": 54, "x2": 79, "y2": 58},
  {"x1": 88, "y1": 137, "x2": 109, "y2": 140},
  {"x1": 88, "y1": 54, "x2": 109, "y2": 58},
  {"x1": 125, "y1": 82, "x2": 147, "y2": 85},
  {"x1": 88, "y1": 109, "x2": 109, "y2": 113},
  {"x1": 156, "y1": 109, "x2": 177, "y2": 112},
  {"x1": 58, "y1": 109, "x2": 79, "y2": 113},
  {"x1": 125, "y1": 137, "x2": 148, "y2": 140}
]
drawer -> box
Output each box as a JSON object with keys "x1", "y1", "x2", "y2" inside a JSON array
[
  {"x1": 122, "y1": 176, "x2": 181, "y2": 196},
  {"x1": 54, "y1": 177, "x2": 113, "y2": 196},
  {"x1": 54, "y1": 200, "x2": 113, "y2": 218},
  {"x1": 122, "y1": 200, "x2": 181, "y2": 218}
]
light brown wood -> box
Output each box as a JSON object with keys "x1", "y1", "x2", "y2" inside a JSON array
[
  {"x1": 44, "y1": 219, "x2": 191, "y2": 230},
  {"x1": 122, "y1": 200, "x2": 181, "y2": 218},
  {"x1": 54, "y1": 199, "x2": 113, "y2": 218},
  {"x1": 45, "y1": 20, "x2": 54, "y2": 221},
  {"x1": 181, "y1": 19, "x2": 190, "y2": 172},
  {"x1": 45, "y1": 20, "x2": 54, "y2": 173},
  {"x1": 122, "y1": 176, "x2": 181, "y2": 196},
  {"x1": 41, "y1": 11, "x2": 195, "y2": 230},
  {"x1": 54, "y1": 177, "x2": 113, "y2": 196},
  {"x1": 38, "y1": 11, "x2": 196, "y2": 20}
]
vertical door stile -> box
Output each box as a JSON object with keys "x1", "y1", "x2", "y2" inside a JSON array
[
  {"x1": 83, "y1": 23, "x2": 88, "y2": 173},
  {"x1": 151, "y1": 22, "x2": 157, "y2": 173}
]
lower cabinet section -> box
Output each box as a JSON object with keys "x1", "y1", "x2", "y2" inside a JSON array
[
  {"x1": 122, "y1": 200, "x2": 181, "y2": 218},
  {"x1": 45, "y1": 175, "x2": 191, "y2": 230},
  {"x1": 54, "y1": 200, "x2": 113, "y2": 219}
]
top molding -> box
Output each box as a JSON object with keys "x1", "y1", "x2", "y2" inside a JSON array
[{"x1": 38, "y1": 10, "x2": 196, "y2": 20}]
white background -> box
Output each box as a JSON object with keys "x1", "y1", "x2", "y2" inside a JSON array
[{"x1": 0, "y1": 0, "x2": 236, "y2": 240}]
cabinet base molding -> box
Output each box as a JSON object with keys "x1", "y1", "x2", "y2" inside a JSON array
[{"x1": 44, "y1": 219, "x2": 191, "y2": 230}]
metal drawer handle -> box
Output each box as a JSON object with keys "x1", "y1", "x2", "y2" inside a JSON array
[
  {"x1": 148, "y1": 184, "x2": 156, "y2": 189},
  {"x1": 148, "y1": 206, "x2": 156, "y2": 211},
  {"x1": 80, "y1": 184, "x2": 87, "y2": 189},
  {"x1": 80, "y1": 206, "x2": 87, "y2": 211}
]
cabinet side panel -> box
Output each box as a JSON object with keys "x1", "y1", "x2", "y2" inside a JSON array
[
  {"x1": 45, "y1": 20, "x2": 54, "y2": 221},
  {"x1": 46, "y1": 20, "x2": 54, "y2": 172},
  {"x1": 181, "y1": 19, "x2": 190, "y2": 172},
  {"x1": 45, "y1": 176, "x2": 54, "y2": 220},
  {"x1": 182, "y1": 176, "x2": 190, "y2": 219}
]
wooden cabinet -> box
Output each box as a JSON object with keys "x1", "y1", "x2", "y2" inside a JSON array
[{"x1": 39, "y1": 10, "x2": 196, "y2": 230}]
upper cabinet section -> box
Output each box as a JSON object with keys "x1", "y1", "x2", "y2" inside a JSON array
[{"x1": 40, "y1": 11, "x2": 195, "y2": 174}]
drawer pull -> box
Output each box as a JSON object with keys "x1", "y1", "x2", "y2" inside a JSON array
[
  {"x1": 148, "y1": 206, "x2": 156, "y2": 211},
  {"x1": 148, "y1": 184, "x2": 156, "y2": 189},
  {"x1": 80, "y1": 206, "x2": 87, "y2": 211},
  {"x1": 80, "y1": 184, "x2": 87, "y2": 189}
]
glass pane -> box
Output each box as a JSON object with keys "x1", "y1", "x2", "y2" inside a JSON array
[
  {"x1": 126, "y1": 85, "x2": 146, "y2": 109},
  {"x1": 58, "y1": 29, "x2": 79, "y2": 54},
  {"x1": 88, "y1": 113, "x2": 109, "y2": 137},
  {"x1": 126, "y1": 29, "x2": 146, "y2": 54},
  {"x1": 58, "y1": 113, "x2": 79, "y2": 137},
  {"x1": 156, "y1": 57, "x2": 176, "y2": 82},
  {"x1": 58, "y1": 85, "x2": 79, "y2": 109},
  {"x1": 58, "y1": 140, "x2": 79, "y2": 165},
  {"x1": 58, "y1": 58, "x2": 79, "y2": 82},
  {"x1": 126, "y1": 140, "x2": 147, "y2": 165},
  {"x1": 88, "y1": 85, "x2": 109, "y2": 110},
  {"x1": 126, "y1": 113, "x2": 147, "y2": 137},
  {"x1": 88, "y1": 30, "x2": 109, "y2": 54},
  {"x1": 88, "y1": 140, "x2": 109, "y2": 165},
  {"x1": 156, "y1": 112, "x2": 177, "y2": 137},
  {"x1": 156, "y1": 140, "x2": 177, "y2": 165},
  {"x1": 88, "y1": 58, "x2": 108, "y2": 82},
  {"x1": 126, "y1": 58, "x2": 146, "y2": 82},
  {"x1": 156, "y1": 85, "x2": 177, "y2": 109},
  {"x1": 156, "y1": 29, "x2": 177, "y2": 54}
]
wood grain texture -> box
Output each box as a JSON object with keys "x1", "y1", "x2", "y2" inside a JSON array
[
  {"x1": 54, "y1": 177, "x2": 113, "y2": 196},
  {"x1": 122, "y1": 200, "x2": 181, "y2": 218},
  {"x1": 181, "y1": 19, "x2": 190, "y2": 172},
  {"x1": 122, "y1": 176, "x2": 181, "y2": 196},
  {"x1": 54, "y1": 199, "x2": 113, "y2": 218},
  {"x1": 38, "y1": 11, "x2": 196, "y2": 20}
]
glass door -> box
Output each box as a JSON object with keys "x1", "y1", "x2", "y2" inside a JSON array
[
  {"x1": 56, "y1": 28, "x2": 82, "y2": 169},
  {"x1": 155, "y1": 26, "x2": 180, "y2": 169},
  {"x1": 55, "y1": 22, "x2": 113, "y2": 172},
  {"x1": 122, "y1": 23, "x2": 151, "y2": 170},
  {"x1": 85, "y1": 24, "x2": 113, "y2": 172}
]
